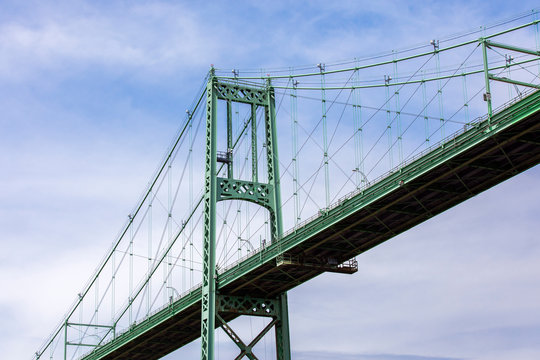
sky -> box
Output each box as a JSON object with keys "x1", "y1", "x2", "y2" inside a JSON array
[{"x1": 0, "y1": 1, "x2": 539, "y2": 359}]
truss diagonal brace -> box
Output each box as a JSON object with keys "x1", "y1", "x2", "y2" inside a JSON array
[
  {"x1": 236, "y1": 319, "x2": 278, "y2": 360},
  {"x1": 215, "y1": 82, "x2": 268, "y2": 106},
  {"x1": 217, "y1": 314, "x2": 257, "y2": 360}
]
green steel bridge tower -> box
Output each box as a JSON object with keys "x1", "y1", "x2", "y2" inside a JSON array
[
  {"x1": 33, "y1": 13, "x2": 540, "y2": 360},
  {"x1": 201, "y1": 71, "x2": 291, "y2": 359}
]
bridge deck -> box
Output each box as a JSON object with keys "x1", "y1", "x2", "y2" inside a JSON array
[{"x1": 84, "y1": 90, "x2": 540, "y2": 360}]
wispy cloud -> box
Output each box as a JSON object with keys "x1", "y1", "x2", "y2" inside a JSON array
[
  {"x1": 1, "y1": 1, "x2": 539, "y2": 360},
  {"x1": 0, "y1": 2, "x2": 226, "y2": 82}
]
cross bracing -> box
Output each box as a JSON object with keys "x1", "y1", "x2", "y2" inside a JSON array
[{"x1": 34, "y1": 13, "x2": 540, "y2": 360}]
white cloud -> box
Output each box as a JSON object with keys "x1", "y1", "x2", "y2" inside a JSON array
[
  {"x1": 0, "y1": 2, "x2": 226, "y2": 82},
  {"x1": 1, "y1": 1, "x2": 539, "y2": 359}
]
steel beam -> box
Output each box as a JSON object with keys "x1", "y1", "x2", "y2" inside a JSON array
[
  {"x1": 201, "y1": 70, "x2": 218, "y2": 360},
  {"x1": 488, "y1": 75, "x2": 540, "y2": 89},
  {"x1": 485, "y1": 40, "x2": 540, "y2": 56}
]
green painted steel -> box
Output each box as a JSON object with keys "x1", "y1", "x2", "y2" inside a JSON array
[
  {"x1": 214, "y1": 81, "x2": 268, "y2": 105},
  {"x1": 226, "y1": 100, "x2": 234, "y2": 178},
  {"x1": 264, "y1": 79, "x2": 284, "y2": 244},
  {"x1": 319, "y1": 63, "x2": 330, "y2": 208},
  {"x1": 216, "y1": 177, "x2": 275, "y2": 209},
  {"x1": 84, "y1": 287, "x2": 203, "y2": 360},
  {"x1": 275, "y1": 293, "x2": 291, "y2": 360},
  {"x1": 34, "y1": 17, "x2": 540, "y2": 360},
  {"x1": 485, "y1": 39, "x2": 540, "y2": 56},
  {"x1": 79, "y1": 89, "x2": 540, "y2": 360},
  {"x1": 216, "y1": 294, "x2": 286, "y2": 359},
  {"x1": 216, "y1": 295, "x2": 281, "y2": 316},
  {"x1": 482, "y1": 39, "x2": 493, "y2": 119},
  {"x1": 251, "y1": 103, "x2": 258, "y2": 182},
  {"x1": 200, "y1": 76, "x2": 290, "y2": 359},
  {"x1": 290, "y1": 80, "x2": 301, "y2": 223},
  {"x1": 353, "y1": 65, "x2": 365, "y2": 188},
  {"x1": 489, "y1": 75, "x2": 540, "y2": 89},
  {"x1": 201, "y1": 70, "x2": 218, "y2": 360}
]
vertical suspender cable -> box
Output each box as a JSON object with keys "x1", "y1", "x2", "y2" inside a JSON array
[
  {"x1": 384, "y1": 74, "x2": 393, "y2": 169},
  {"x1": 462, "y1": 69, "x2": 470, "y2": 125},
  {"x1": 164, "y1": 166, "x2": 169, "y2": 304},
  {"x1": 237, "y1": 198, "x2": 241, "y2": 260},
  {"x1": 221, "y1": 201, "x2": 226, "y2": 269},
  {"x1": 95, "y1": 277, "x2": 99, "y2": 339},
  {"x1": 189, "y1": 114, "x2": 194, "y2": 288},
  {"x1": 111, "y1": 249, "x2": 115, "y2": 323},
  {"x1": 393, "y1": 50, "x2": 403, "y2": 166},
  {"x1": 225, "y1": 95, "x2": 233, "y2": 266},
  {"x1": 319, "y1": 63, "x2": 330, "y2": 208},
  {"x1": 182, "y1": 132, "x2": 187, "y2": 293},
  {"x1": 147, "y1": 202, "x2": 152, "y2": 315},
  {"x1": 261, "y1": 70, "x2": 270, "y2": 249},
  {"x1": 481, "y1": 39, "x2": 493, "y2": 120},
  {"x1": 167, "y1": 162, "x2": 173, "y2": 298},
  {"x1": 182, "y1": 227, "x2": 186, "y2": 293},
  {"x1": 235, "y1": 95, "x2": 242, "y2": 261},
  {"x1": 422, "y1": 70, "x2": 429, "y2": 148},
  {"x1": 79, "y1": 293, "x2": 84, "y2": 340},
  {"x1": 505, "y1": 54, "x2": 513, "y2": 100},
  {"x1": 251, "y1": 104, "x2": 258, "y2": 182},
  {"x1": 353, "y1": 64, "x2": 364, "y2": 189},
  {"x1": 245, "y1": 100, "x2": 251, "y2": 253},
  {"x1": 535, "y1": 12, "x2": 540, "y2": 75},
  {"x1": 433, "y1": 40, "x2": 445, "y2": 140},
  {"x1": 129, "y1": 218, "x2": 133, "y2": 325},
  {"x1": 291, "y1": 77, "x2": 300, "y2": 224}
]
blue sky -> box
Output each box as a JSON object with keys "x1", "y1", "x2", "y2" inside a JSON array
[{"x1": 1, "y1": 1, "x2": 539, "y2": 359}]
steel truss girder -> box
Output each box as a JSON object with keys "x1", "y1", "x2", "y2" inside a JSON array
[
  {"x1": 215, "y1": 82, "x2": 268, "y2": 106},
  {"x1": 217, "y1": 294, "x2": 280, "y2": 317}
]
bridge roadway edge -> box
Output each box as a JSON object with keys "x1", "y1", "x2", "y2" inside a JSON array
[{"x1": 83, "y1": 90, "x2": 540, "y2": 360}]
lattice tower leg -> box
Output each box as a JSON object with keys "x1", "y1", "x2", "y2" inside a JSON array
[
  {"x1": 275, "y1": 293, "x2": 291, "y2": 360},
  {"x1": 201, "y1": 70, "x2": 218, "y2": 360}
]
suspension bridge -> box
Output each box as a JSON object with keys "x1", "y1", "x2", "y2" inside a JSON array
[{"x1": 34, "y1": 14, "x2": 540, "y2": 360}]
